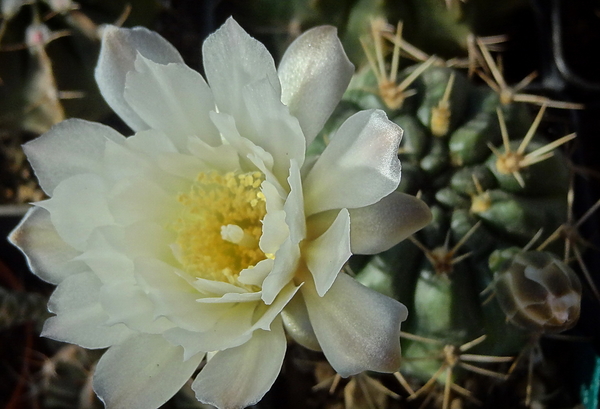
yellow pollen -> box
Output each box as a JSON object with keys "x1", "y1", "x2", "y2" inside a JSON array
[{"x1": 171, "y1": 171, "x2": 267, "y2": 285}]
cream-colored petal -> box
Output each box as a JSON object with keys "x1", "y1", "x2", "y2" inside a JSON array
[
  {"x1": 279, "y1": 25, "x2": 354, "y2": 145},
  {"x1": 303, "y1": 110, "x2": 402, "y2": 216},
  {"x1": 23, "y1": 119, "x2": 125, "y2": 195},
  {"x1": 250, "y1": 282, "x2": 300, "y2": 331},
  {"x1": 261, "y1": 238, "x2": 300, "y2": 304},
  {"x1": 38, "y1": 174, "x2": 114, "y2": 251},
  {"x1": 304, "y1": 209, "x2": 351, "y2": 297},
  {"x1": 202, "y1": 18, "x2": 281, "y2": 120},
  {"x1": 93, "y1": 334, "x2": 204, "y2": 409},
  {"x1": 193, "y1": 277, "x2": 247, "y2": 296},
  {"x1": 238, "y1": 258, "x2": 274, "y2": 287},
  {"x1": 134, "y1": 258, "x2": 230, "y2": 332},
  {"x1": 284, "y1": 160, "x2": 306, "y2": 244},
  {"x1": 9, "y1": 206, "x2": 85, "y2": 284},
  {"x1": 238, "y1": 77, "x2": 305, "y2": 183},
  {"x1": 281, "y1": 292, "x2": 321, "y2": 351},
  {"x1": 42, "y1": 272, "x2": 134, "y2": 348},
  {"x1": 124, "y1": 54, "x2": 220, "y2": 149},
  {"x1": 187, "y1": 136, "x2": 241, "y2": 173},
  {"x1": 209, "y1": 111, "x2": 275, "y2": 174},
  {"x1": 75, "y1": 229, "x2": 135, "y2": 285},
  {"x1": 107, "y1": 176, "x2": 177, "y2": 225},
  {"x1": 95, "y1": 26, "x2": 184, "y2": 131},
  {"x1": 192, "y1": 318, "x2": 286, "y2": 409},
  {"x1": 302, "y1": 273, "x2": 406, "y2": 377},
  {"x1": 164, "y1": 302, "x2": 256, "y2": 354},
  {"x1": 197, "y1": 292, "x2": 263, "y2": 303},
  {"x1": 349, "y1": 192, "x2": 432, "y2": 254},
  {"x1": 99, "y1": 282, "x2": 175, "y2": 334}
]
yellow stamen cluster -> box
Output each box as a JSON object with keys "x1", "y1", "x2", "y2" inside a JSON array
[{"x1": 172, "y1": 171, "x2": 267, "y2": 285}]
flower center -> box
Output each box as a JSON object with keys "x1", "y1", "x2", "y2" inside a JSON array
[{"x1": 172, "y1": 171, "x2": 267, "y2": 285}]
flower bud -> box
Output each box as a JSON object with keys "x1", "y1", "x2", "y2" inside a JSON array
[{"x1": 493, "y1": 251, "x2": 582, "y2": 333}]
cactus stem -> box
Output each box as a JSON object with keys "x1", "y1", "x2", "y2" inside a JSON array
[
  {"x1": 409, "y1": 222, "x2": 481, "y2": 276},
  {"x1": 401, "y1": 334, "x2": 512, "y2": 406}
]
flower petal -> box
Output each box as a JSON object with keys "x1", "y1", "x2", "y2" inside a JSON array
[
  {"x1": 192, "y1": 318, "x2": 286, "y2": 409},
  {"x1": 93, "y1": 334, "x2": 204, "y2": 409},
  {"x1": 164, "y1": 302, "x2": 255, "y2": 355},
  {"x1": 42, "y1": 272, "x2": 134, "y2": 348},
  {"x1": 284, "y1": 160, "x2": 306, "y2": 244},
  {"x1": 202, "y1": 18, "x2": 281, "y2": 120},
  {"x1": 37, "y1": 174, "x2": 114, "y2": 251},
  {"x1": 187, "y1": 136, "x2": 241, "y2": 173},
  {"x1": 304, "y1": 209, "x2": 351, "y2": 297},
  {"x1": 302, "y1": 273, "x2": 406, "y2": 377},
  {"x1": 349, "y1": 192, "x2": 432, "y2": 254},
  {"x1": 107, "y1": 176, "x2": 177, "y2": 225},
  {"x1": 23, "y1": 119, "x2": 125, "y2": 195},
  {"x1": 278, "y1": 25, "x2": 354, "y2": 145},
  {"x1": 95, "y1": 25, "x2": 184, "y2": 131},
  {"x1": 303, "y1": 109, "x2": 402, "y2": 216},
  {"x1": 261, "y1": 238, "x2": 300, "y2": 304},
  {"x1": 239, "y1": 77, "x2": 305, "y2": 183},
  {"x1": 124, "y1": 54, "x2": 221, "y2": 149},
  {"x1": 9, "y1": 206, "x2": 85, "y2": 284},
  {"x1": 99, "y1": 281, "x2": 175, "y2": 334},
  {"x1": 281, "y1": 292, "x2": 321, "y2": 351}
]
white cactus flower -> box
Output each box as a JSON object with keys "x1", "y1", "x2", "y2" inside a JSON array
[{"x1": 10, "y1": 18, "x2": 431, "y2": 409}]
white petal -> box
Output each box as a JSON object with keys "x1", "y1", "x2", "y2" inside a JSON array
[
  {"x1": 187, "y1": 136, "x2": 241, "y2": 173},
  {"x1": 75, "y1": 229, "x2": 135, "y2": 285},
  {"x1": 281, "y1": 292, "x2": 321, "y2": 351},
  {"x1": 349, "y1": 192, "x2": 432, "y2": 254},
  {"x1": 95, "y1": 25, "x2": 184, "y2": 131},
  {"x1": 124, "y1": 54, "x2": 220, "y2": 149},
  {"x1": 134, "y1": 258, "x2": 230, "y2": 332},
  {"x1": 197, "y1": 292, "x2": 263, "y2": 303},
  {"x1": 193, "y1": 277, "x2": 247, "y2": 296},
  {"x1": 192, "y1": 318, "x2": 286, "y2": 409},
  {"x1": 126, "y1": 128, "x2": 179, "y2": 157},
  {"x1": 99, "y1": 282, "x2": 175, "y2": 334},
  {"x1": 42, "y1": 272, "x2": 134, "y2": 348},
  {"x1": 304, "y1": 209, "x2": 351, "y2": 297},
  {"x1": 38, "y1": 174, "x2": 114, "y2": 251},
  {"x1": 202, "y1": 17, "x2": 281, "y2": 119},
  {"x1": 209, "y1": 111, "x2": 275, "y2": 174},
  {"x1": 107, "y1": 176, "x2": 177, "y2": 225},
  {"x1": 261, "y1": 238, "x2": 300, "y2": 304},
  {"x1": 259, "y1": 180, "x2": 288, "y2": 254},
  {"x1": 93, "y1": 334, "x2": 204, "y2": 409},
  {"x1": 302, "y1": 273, "x2": 406, "y2": 377},
  {"x1": 283, "y1": 160, "x2": 306, "y2": 244},
  {"x1": 250, "y1": 282, "x2": 300, "y2": 331},
  {"x1": 279, "y1": 25, "x2": 354, "y2": 145},
  {"x1": 238, "y1": 258, "x2": 274, "y2": 287},
  {"x1": 239, "y1": 77, "x2": 305, "y2": 183},
  {"x1": 23, "y1": 119, "x2": 125, "y2": 195},
  {"x1": 303, "y1": 110, "x2": 403, "y2": 216},
  {"x1": 9, "y1": 206, "x2": 85, "y2": 284},
  {"x1": 260, "y1": 209, "x2": 288, "y2": 254},
  {"x1": 164, "y1": 302, "x2": 255, "y2": 354}
]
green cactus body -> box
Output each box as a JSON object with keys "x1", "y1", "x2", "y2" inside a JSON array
[{"x1": 328, "y1": 55, "x2": 573, "y2": 385}]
